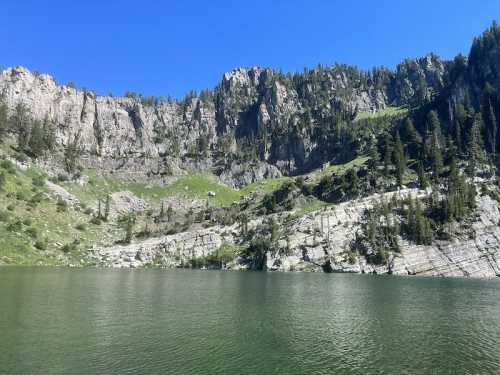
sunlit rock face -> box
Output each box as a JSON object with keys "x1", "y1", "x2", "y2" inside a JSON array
[{"x1": 0, "y1": 57, "x2": 447, "y2": 183}]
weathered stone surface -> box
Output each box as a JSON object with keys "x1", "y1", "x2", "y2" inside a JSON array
[
  {"x1": 45, "y1": 180, "x2": 80, "y2": 207},
  {"x1": 108, "y1": 191, "x2": 149, "y2": 218},
  {"x1": 87, "y1": 226, "x2": 232, "y2": 268},
  {"x1": 0, "y1": 61, "x2": 447, "y2": 183}
]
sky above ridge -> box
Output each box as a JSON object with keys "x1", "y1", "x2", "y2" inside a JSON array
[{"x1": 2, "y1": 0, "x2": 499, "y2": 98}]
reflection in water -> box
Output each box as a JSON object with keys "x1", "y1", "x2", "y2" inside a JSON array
[{"x1": 1, "y1": 268, "x2": 500, "y2": 374}]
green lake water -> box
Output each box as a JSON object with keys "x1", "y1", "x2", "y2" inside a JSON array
[{"x1": 1, "y1": 268, "x2": 500, "y2": 374}]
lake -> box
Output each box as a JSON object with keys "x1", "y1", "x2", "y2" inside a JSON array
[{"x1": 1, "y1": 268, "x2": 500, "y2": 374}]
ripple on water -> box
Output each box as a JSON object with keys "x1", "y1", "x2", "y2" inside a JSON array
[{"x1": 1, "y1": 269, "x2": 500, "y2": 374}]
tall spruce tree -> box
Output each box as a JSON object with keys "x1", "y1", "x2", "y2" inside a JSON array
[
  {"x1": 393, "y1": 132, "x2": 406, "y2": 186},
  {"x1": 467, "y1": 113, "x2": 486, "y2": 175},
  {"x1": 9, "y1": 103, "x2": 32, "y2": 150},
  {"x1": 0, "y1": 98, "x2": 8, "y2": 140}
]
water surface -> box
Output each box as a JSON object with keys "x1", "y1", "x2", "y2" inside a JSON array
[{"x1": 1, "y1": 268, "x2": 500, "y2": 374}]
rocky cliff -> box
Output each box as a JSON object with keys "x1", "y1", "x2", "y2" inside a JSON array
[
  {"x1": 87, "y1": 188, "x2": 500, "y2": 278},
  {"x1": 0, "y1": 54, "x2": 447, "y2": 183}
]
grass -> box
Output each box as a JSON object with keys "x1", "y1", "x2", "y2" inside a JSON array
[
  {"x1": 240, "y1": 177, "x2": 292, "y2": 195},
  {"x1": 0, "y1": 161, "x2": 123, "y2": 265},
  {"x1": 354, "y1": 106, "x2": 408, "y2": 121},
  {"x1": 63, "y1": 155, "x2": 370, "y2": 212},
  {"x1": 64, "y1": 171, "x2": 242, "y2": 208},
  {"x1": 309, "y1": 155, "x2": 370, "y2": 180}
]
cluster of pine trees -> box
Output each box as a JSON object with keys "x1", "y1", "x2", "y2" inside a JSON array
[{"x1": 0, "y1": 99, "x2": 56, "y2": 159}]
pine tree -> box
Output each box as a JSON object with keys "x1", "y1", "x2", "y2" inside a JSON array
[
  {"x1": 0, "y1": 98, "x2": 8, "y2": 139},
  {"x1": 426, "y1": 111, "x2": 444, "y2": 180},
  {"x1": 430, "y1": 130, "x2": 443, "y2": 181},
  {"x1": 481, "y1": 83, "x2": 497, "y2": 156},
  {"x1": 0, "y1": 171, "x2": 6, "y2": 191},
  {"x1": 467, "y1": 113, "x2": 486, "y2": 175},
  {"x1": 346, "y1": 168, "x2": 359, "y2": 196},
  {"x1": 416, "y1": 161, "x2": 428, "y2": 189},
  {"x1": 159, "y1": 201, "x2": 165, "y2": 218},
  {"x1": 119, "y1": 213, "x2": 136, "y2": 244},
  {"x1": 368, "y1": 144, "x2": 380, "y2": 169},
  {"x1": 28, "y1": 120, "x2": 46, "y2": 157},
  {"x1": 453, "y1": 104, "x2": 467, "y2": 155},
  {"x1": 401, "y1": 118, "x2": 422, "y2": 157},
  {"x1": 393, "y1": 132, "x2": 406, "y2": 186},
  {"x1": 9, "y1": 103, "x2": 32, "y2": 150},
  {"x1": 382, "y1": 133, "x2": 393, "y2": 177},
  {"x1": 166, "y1": 205, "x2": 174, "y2": 222},
  {"x1": 42, "y1": 116, "x2": 56, "y2": 152}
]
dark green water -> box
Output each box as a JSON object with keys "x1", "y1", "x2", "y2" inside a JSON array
[{"x1": 1, "y1": 268, "x2": 500, "y2": 374}]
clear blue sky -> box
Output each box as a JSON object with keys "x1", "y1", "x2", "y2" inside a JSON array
[{"x1": 3, "y1": 1, "x2": 499, "y2": 98}]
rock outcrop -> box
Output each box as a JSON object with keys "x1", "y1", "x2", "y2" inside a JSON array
[
  {"x1": 87, "y1": 226, "x2": 233, "y2": 268},
  {"x1": 88, "y1": 187, "x2": 500, "y2": 278},
  {"x1": 0, "y1": 57, "x2": 447, "y2": 183},
  {"x1": 264, "y1": 192, "x2": 500, "y2": 278}
]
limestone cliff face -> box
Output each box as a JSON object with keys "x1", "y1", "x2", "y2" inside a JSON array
[
  {"x1": 93, "y1": 190, "x2": 500, "y2": 278},
  {"x1": 0, "y1": 57, "x2": 447, "y2": 181},
  {"x1": 266, "y1": 192, "x2": 500, "y2": 278}
]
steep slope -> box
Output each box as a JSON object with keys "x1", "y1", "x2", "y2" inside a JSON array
[{"x1": 0, "y1": 53, "x2": 447, "y2": 183}]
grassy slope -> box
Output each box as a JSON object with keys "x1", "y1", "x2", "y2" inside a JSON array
[
  {"x1": 64, "y1": 171, "x2": 242, "y2": 208},
  {"x1": 0, "y1": 151, "x2": 369, "y2": 265},
  {"x1": 354, "y1": 106, "x2": 408, "y2": 121},
  {"x1": 0, "y1": 162, "x2": 123, "y2": 265},
  {"x1": 64, "y1": 155, "x2": 370, "y2": 210}
]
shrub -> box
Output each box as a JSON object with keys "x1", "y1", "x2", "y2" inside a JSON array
[
  {"x1": 22, "y1": 218, "x2": 32, "y2": 226},
  {"x1": 56, "y1": 199, "x2": 68, "y2": 212},
  {"x1": 6, "y1": 220, "x2": 23, "y2": 232},
  {"x1": 25, "y1": 226, "x2": 38, "y2": 239},
  {"x1": 75, "y1": 223, "x2": 86, "y2": 231},
  {"x1": 89, "y1": 216, "x2": 102, "y2": 225},
  {"x1": 13, "y1": 152, "x2": 28, "y2": 163},
  {"x1": 32, "y1": 175, "x2": 46, "y2": 188},
  {"x1": 61, "y1": 239, "x2": 79, "y2": 253},
  {"x1": 61, "y1": 244, "x2": 71, "y2": 253},
  {"x1": 16, "y1": 191, "x2": 28, "y2": 201},
  {"x1": 6, "y1": 204, "x2": 15, "y2": 211},
  {"x1": 57, "y1": 174, "x2": 69, "y2": 182},
  {"x1": 0, "y1": 160, "x2": 16, "y2": 174},
  {"x1": 0, "y1": 172, "x2": 6, "y2": 191},
  {"x1": 0, "y1": 210, "x2": 10, "y2": 222},
  {"x1": 29, "y1": 192, "x2": 45, "y2": 206},
  {"x1": 34, "y1": 239, "x2": 48, "y2": 250}
]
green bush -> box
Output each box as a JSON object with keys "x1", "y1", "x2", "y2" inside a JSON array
[
  {"x1": 89, "y1": 216, "x2": 102, "y2": 225},
  {"x1": 0, "y1": 172, "x2": 6, "y2": 191},
  {"x1": 75, "y1": 223, "x2": 86, "y2": 231},
  {"x1": 34, "y1": 239, "x2": 48, "y2": 250},
  {"x1": 25, "y1": 226, "x2": 38, "y2": 239},
  {"x1": 0, "y1": 160, "x2": 16, "y2": 174},
  {"x1": 61, "y1": 239, "x2": 79, "y2": 253},
  {"x1": 32, "y1": 175, "x2": 46, "y2": 188},
  {"x1": 6, "y1": 204, "x2": 15, "y2": 211},
  {"x1": 0, "y1": 210, "x2": 10, "y2": 222},
  {"x1": 56, "y1": 199, "x2": 68, "y2": 212},
  {"x1": 22, "y1": 218, "x2": 32, "y2": 226},
  {"x1": 57, "y1": 174, "x2": 69, "y2": 182},
  {"x1": 6, "y1": 220, "x2": 23, "y2": 232},
  {"x1": 13, "y1": 152, "x2": 28, "y2": 163},
  {"x1": 15, "y1": 191, "x2": 28, "y2": 201},
  {"x1": 29, "y1": 192, "x2": 45, "y2": 206}
]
